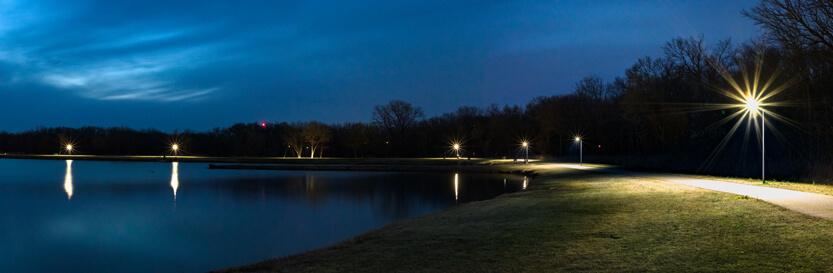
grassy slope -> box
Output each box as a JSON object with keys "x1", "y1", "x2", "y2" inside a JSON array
[{"x1": 216, "y1": 167, "x2": 833, "y2": 272}]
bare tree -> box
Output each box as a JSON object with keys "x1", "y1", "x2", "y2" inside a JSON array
[
  {"x1": 303, "y1": 121, "x2": 331, "y2": 158},
  {"x1": 372, "y1": 100, "x2": 424, "y2": 156},
  {"x1": 744, "y1": 0, "x2": 833, "y2": 62},
  {"x1": 282, "y1": 122, "x2": 305, "y2": 158},
  {"x1": 575, "y1": 76, "x2": 606, "y2": 102}
]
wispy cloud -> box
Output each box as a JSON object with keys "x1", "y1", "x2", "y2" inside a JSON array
[
  {"x1": 0, "y1": 1, "x2": 227, "y2": 102},
  {"x1": 41, "y1": 54, "x2": 219, "y2": 101}
]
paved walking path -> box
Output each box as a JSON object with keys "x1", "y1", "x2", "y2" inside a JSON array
[{"x1": 554, "y1": 164, "x2": 833, "y2": 221}]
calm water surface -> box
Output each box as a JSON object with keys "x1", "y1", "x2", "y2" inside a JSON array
[{"x1": 0, "y1": 159, "x2": 526, "y2": 272}]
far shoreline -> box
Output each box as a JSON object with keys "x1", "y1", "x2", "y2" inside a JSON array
[{"x1": 0, "y1": 154, "x2": 538, "y2": 175}]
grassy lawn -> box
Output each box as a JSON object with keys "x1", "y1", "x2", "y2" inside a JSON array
[{"x1": 216, "y1": 166, "x2": 833, "y2": 272}]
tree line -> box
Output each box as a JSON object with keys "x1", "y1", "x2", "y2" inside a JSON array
[{"x1": 3, "y1": 0, "x2": 833, "y2": 181}]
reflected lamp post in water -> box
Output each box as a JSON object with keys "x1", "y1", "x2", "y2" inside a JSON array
[
  {"x1": 64, "y1": 160, "x2": 73, "y2": 200},
  {"x1": 454, "y1": 173, "x2": 459, "y2": 201},
  {"x1": 171, "y1": 162, "x2": 179, "y2": 200}
]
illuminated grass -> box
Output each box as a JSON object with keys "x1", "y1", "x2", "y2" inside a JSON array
[{"x1": 215, "y1": 167, "x2": 833, "y2": 272}]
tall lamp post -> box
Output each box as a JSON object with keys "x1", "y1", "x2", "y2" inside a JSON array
[
  {"x1": 575, "y1": 137, "x2": 582, "y2": 166},
  {"x1": 453, "y1": 144, "x2": 460, "y2": 159},
  {"x1": 522, "y1": 142, "x2": 528, "y2": 164},
  {"x1": 172, "y1": 144, "x2": 179, "y2": 160},
  {"x1": 745, "y1": 96, "x2": 764, "y2": 183},
  {"x1": 66, "y1": 144, "x2": 73, "y2": 156}
]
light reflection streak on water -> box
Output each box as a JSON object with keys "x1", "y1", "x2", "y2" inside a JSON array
[
  {"x1": 306, "y1": 172, "x2": 315, "y2": 191},
  {"x1": 171, "y1": 162, "x2": 179, "y2": 200},
  {"x1": 523, "y1": 176, "x2": 527, "y2": 190},
  {"x1": 454, "y1": 173, "x2": 459, "y2": 201},
  {"x1": 64, "y1": 160, "x2": 73, "y2": 200}
]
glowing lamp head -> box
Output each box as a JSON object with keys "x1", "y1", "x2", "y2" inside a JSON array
[
  {"x1": 453, "y1": 144, "x2": 460, "y2": 150},
  {"x1": 172, "y1": 144, "x2": 179, "y2": 151},
  {"x1": 745, "y1": 96, "x2": 761, "y2": 111},
  {"x1": 522, "y1": 142, "x2": 528, "y2": 147},
  {"x1": 575, "y1": 137, "x2": 581, "y2": 142},
  {"x1": 66, "y1": 144, "x2": 72, "y2": 151},
  {"x1": 261, "y1": 122, "x2": 266, "y2": 127}
]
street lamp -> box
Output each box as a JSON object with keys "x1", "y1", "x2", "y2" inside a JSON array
[
  {"x1": 522, "y1": 142, "x2": 528, "y2": 164},
  {"x1": 453, "y1": 144, "x2": 460, "y2": 159},
  {"x1": 574, "y1": 137, "x2": 582, "y2": 166},
  {"x1": 745, "y1": 96, "x2": 765, "y2": 183},
  {"x1": 66, "y1": 144, "x2": 73, "y2": 156},
  {"x1": 172, "y1": 144, "x2": 179, "y2": 159}
]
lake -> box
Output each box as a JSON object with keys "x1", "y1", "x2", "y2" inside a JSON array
[{"x1": 0, "y1": 159, "x2": 527, "y2": 272}]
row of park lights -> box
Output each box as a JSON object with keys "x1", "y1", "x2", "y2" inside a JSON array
[
  {"x1": 451, "y1": 137, "x2": 584, "y2": 165},
  {"x1": 64, "y1": 143, "x2": 181, "y2": 157}
]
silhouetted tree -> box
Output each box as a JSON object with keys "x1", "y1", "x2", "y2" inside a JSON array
[
  {"x1": 303, "y1": 121, "x2": 331, "y2": 158},
  {"x1": 373, "y1": 100, "x2": 424, "y2": 157},
  {"x1": 744, "y1": 0, "x2": 833, "y2": 64},
  {"x1": 282, "y1": 122, "x2": 306, "y2": 158}
]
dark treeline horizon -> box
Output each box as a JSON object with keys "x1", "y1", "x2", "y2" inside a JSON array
[{"x1": 3, "y1": 0, "x2": 833, "y2": 182}]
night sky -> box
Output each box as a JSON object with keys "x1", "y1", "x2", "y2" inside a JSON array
[{"x1": 0, "y1": 0, "x2": 761, "y2": 132}]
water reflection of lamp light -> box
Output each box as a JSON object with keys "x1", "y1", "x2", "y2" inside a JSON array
[
  {"x1": 454, "y1": 173, "x2": 459, "y2": 201},
  {"x1": 305, "y1": 173, "x2": 315, "y2": 192},
  {"x1": 523, "y1": 176, "x2": 527, "y2": 190},
  {"x1": 171, "y1": 162, "x2": 179, "y2": 200},
  {"x1": 64, "y1": 160, "x2": 73, "y2": 200}
]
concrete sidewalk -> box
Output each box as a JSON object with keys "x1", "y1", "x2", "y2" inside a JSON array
[{"x1": 556, "y1": 164, "x2": 833, "y2": 221}]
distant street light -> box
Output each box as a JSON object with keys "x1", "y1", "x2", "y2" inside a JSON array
[
  {"x1": 745, "y1": 95, "x2": 765, "y2": 183},
  {"x1": 453, "y1": 144, "x2": 460, "y2": 159},
  {"x1": 522, "y1": 142, "x2": 528, "y2": 164},
  {"x1": 172, "y1": 144, "x2": 179, "y2": 159},
  {"x1": 574, "y1": 137, "x2": 582, "y2": 166},
  {"x1": 66, "y1": 144, "x2": 73, "y2": 156}
]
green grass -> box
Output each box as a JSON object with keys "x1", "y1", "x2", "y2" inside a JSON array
[{"x1": 215, "y1": 167, "x2": 833, "y2": 272}]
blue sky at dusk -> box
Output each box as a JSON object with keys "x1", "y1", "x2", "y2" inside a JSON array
[{"x1": 0, "y1": 0, "x2": 761, "y2": 132}]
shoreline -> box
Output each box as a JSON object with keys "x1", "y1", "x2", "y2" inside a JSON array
[
  {"x1": 213, "y1": 164, "x2": 833, "y2": 272},
  {"x1": 0, "y1": 154, "x2": 538, "y2": 176},
  {"x1": 208, "y1": 163, "x2": 536, "y2": 176},
  {"x1": 0, "y1": 154, "x2": 510, "y2": 165}
]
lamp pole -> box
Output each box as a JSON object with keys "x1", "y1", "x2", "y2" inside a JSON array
[
  {"x1": 172, "y1": 144, "x2": 179, "y2": 160},
  {"x1": 522, "y1": 142, "x2": 528, "y2": 164},
  {"x1": 745, "y1": 95, "x2": 764, "y2": 183}
]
